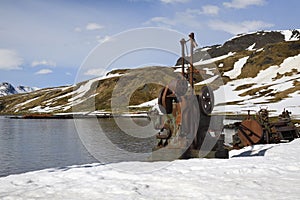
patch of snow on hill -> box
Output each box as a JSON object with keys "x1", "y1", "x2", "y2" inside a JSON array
[
  {"x1": 200, "y1": 47, "x2": 211, "y2": 51},
  {"x1": 69, "y1": 73, "x2": 122, "y2": 105},
  {"x1": 267, "y1": 91, "x2": 300, "y2": 118},
  {"x1": 14, "y1": 97, "x2": 40, "y2": 110},
  {"x1": 174, "y1": 64, "x2": 189, "y2": 73},
  {"x1": 281, "y1": 29, "x2": 300, "y2": 41},
  {"x1": 28, "y1": 105, "x2": 63, "y2": 113},
  {"x1": 278, "y1": 53, "x2": 300, "y2": 72},
  {"x1": 213, "y1": 83, "x2": 245, "y2": 107},
  {"x1": 195, "y1": 75, "x2": 219, "y2": 85},
  {"x1": 203, "y1": 67, "x2": 215, "y2": 76},
  {"x1": 194, "y1": 52, "x2": 235, "y2": 65},
  {"x1": 246, "y1": 43, "x2": 256, "y2": 51},
  {"x1": 223, "y1": 56, "x2": 249, "y2": 79},
  {"x1": 0, "y1": 139, "x2": 300, "y2": 199},
  {"x1": 214, "y1": 54, "x2": 300, "y2": 115},
  {"x1": 227, "y1": 32, "x2": 250, "y2": 41}
]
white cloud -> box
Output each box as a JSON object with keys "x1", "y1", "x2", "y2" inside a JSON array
[
  {"x1": 84, "y1": 68, "x2": 107, "y2": 76},
  {"x1": 208, "y1": 20, "x2": 274, "y2": 35},
  {"x1": 145, "y1": 5, "x2": 219, "y2": 30},
  {"x1": 31, "y1": 60, "x2": 56, "y2": 67},
  {"x1": 35, "y1": 69, "x2": 53, "y2": 75},
  {"x1": 223, "y1": 0, "x2": 266, "y2": 9},
  {"x1": 74, "y1": 23, "x2": 104, "y2": 33},
  {"x1": 160, "y1": 0, "x2": 189, "y2": 4},
  {"x1": 201, "y1": 5, "x2": 220, "y2": 16},
  {"x1": 144, "y1": 17, "x2": 176, "y2": 28},
  {"x1": 144, "y1": 8, "x2": 205, "y2": 29},
  {"x1": 86, "y1": 23, "x2": 104, "y2": 31},
  {"x1": 0, "y1": 49, "x2": 23, "y2": 70},
  {"x1": 185, "y1": 5, "x2": 220, "y2": 16}
]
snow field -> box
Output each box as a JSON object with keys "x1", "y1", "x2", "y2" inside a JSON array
[{"x1": 1, "y1": 139, "x2": 300, "y2": 199}]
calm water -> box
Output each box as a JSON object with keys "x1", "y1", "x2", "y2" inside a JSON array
[{"x1": 0, "y1": 116, "x2": 156, "y2": 177}]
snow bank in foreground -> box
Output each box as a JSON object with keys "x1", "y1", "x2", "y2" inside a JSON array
[{"x1": 1, "y1": 139, "x2": 300, "y2": 199}]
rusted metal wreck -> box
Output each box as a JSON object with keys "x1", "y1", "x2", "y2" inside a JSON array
[
  {"x1": 149, "y1": 33, "x2": 229, "y2": 160},
  {"x1": 232, "y1": 108, "x2": 299, "y2": 149}
]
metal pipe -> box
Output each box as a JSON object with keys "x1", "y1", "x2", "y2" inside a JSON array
[
  {"x1": 180, "y1": 38, "x2": 186, "y2": 77},
  {"x1": 189, "y1": 33, "x2": 195, "y2": 89}
]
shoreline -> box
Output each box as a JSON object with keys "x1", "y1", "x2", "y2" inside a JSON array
[
  {"x1": 4, "y1": 112, "x2": 150, "y2": 119},
  {"x1": 3, "y1": 113, "x2": 300, "y2": 125}
]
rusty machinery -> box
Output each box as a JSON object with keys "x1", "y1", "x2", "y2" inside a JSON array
[
  {"x1": 149, "y1": 33, "x2": 228, "y2": 160},
  {"x1": 232, "y1": 108, "x2": 300, "y2": 149}
]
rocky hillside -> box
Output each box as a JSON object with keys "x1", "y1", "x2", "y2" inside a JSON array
[
  {"x1": 176, "y1": 29, "x2": 300, "y2": 65},
  {"x1": 0, "y1": 67, "x2": 175, "y2": 114},
  {"x1": 190, "y1": 30, "x2": 300, "y2": 116},
  {"x1": 0, "y1": 29, "x2": 299, "y2": 115}
]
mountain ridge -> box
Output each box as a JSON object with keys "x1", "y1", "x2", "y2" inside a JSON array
[
  {"x1": 176, "y1": 29, "x2": 300, "y2": 65},
  {"x1": 0, "y1": 82, "x2": 38, "y2": 97},
  {"x1": 0, "y1": 29, "x2": 299, "y2": 116}
]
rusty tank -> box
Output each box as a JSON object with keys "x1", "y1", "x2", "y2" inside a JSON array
[
  {"x1": 232, "y1": 108, "x2": 300, "y2": 149},
  {"x1": 148, "y1": 33, "x2": 229, "y2": 160}
]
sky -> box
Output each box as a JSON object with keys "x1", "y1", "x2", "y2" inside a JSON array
[{"x1": 0, "y1": 0, "x2": 299, "y2": 88}]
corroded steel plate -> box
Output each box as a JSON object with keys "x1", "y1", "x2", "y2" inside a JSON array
[{"x1": 238, "y1": 119, "x2": 263, "y2": 146}]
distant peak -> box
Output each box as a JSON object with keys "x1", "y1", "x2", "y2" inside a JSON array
[{"x1": 0, "y1": 82, "x2": 38, "y2": 97}]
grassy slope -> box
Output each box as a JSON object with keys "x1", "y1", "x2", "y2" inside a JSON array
[{"x1": 0, "y1": 39, "x2": 299, "y2": 114}]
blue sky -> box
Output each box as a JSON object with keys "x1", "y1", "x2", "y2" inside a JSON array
[{"x1": 0, "y1": 0, "x2": 299, "y2": 88}]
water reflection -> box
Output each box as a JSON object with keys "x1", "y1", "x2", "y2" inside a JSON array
[
  {"x1": 74, "y1": 118, "x2": 157, "y2": 164},
  {"x1": 0, "y1": 117, "x2": 96, "y2": 177}
]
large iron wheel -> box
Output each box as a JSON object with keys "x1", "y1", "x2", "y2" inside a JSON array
[{"x1": 199, "y1": 86, "x2": 214, "y2": 115}]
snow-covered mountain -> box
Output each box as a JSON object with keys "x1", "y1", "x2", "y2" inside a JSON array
[
  {"x1": 0, "y1": 82, "x2": 18, "y2": 96},
  {"x1": 0, "y1": 82, "x2": 38, "y2": 97},
  {"x1": 0, "y1": 29, "x2": 299, "y2": 116},
  {"x1": 15, "y1": 85, "x2": 38, "y2": 94}
]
